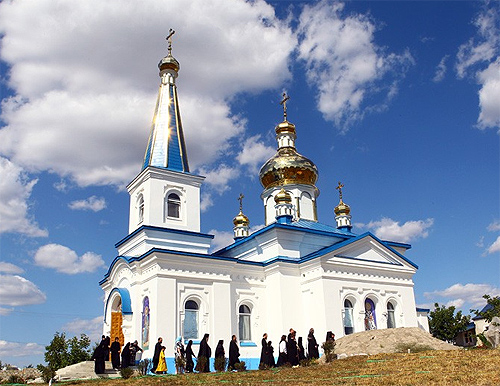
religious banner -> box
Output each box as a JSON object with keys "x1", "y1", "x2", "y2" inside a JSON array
[{"x1": 142, "y1": 296, "x2": 150, "y2": 350}]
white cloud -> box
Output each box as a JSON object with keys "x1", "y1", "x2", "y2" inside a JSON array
[
  {"x1": 361, "y1": 217, "x2": 434, "y2": 243},
  {"x1": 0, "y1": 275, "x2": 46, "y2": 306},
  {"x1": 68, "y1": 196, "x2": 107, "y2": 212},
  {"x1": 487, "y1": 235, "x2": 500, "y2": 254},
  {"x1": 0, "y1": 0, "x2": 295, "y2": 187},
  {"x1": 62, "y1": 316, "x2": 103, "y2": 342},
  {"x1": 199, "y1": 165, "x2": 239, "y2": 195},
  {"x1": 0, "y1": 157, "x2": 48, "y2": 237},
  {"x1": 0, "y1": 340, "x2": 45, "y2": 358},
  {"x1": 210, "y1": 229, "x2": 236, "y2": 252},
  {"x1": 433, "y1": 55, "x2": 449, "y2": 82},
  {"x1": 477, "y1": 58, "x2": 500, "y2": 129},
  {"x1": 424, "y1": 283, "x2": 500, "y2": 309},
  {"x1": 237, "y1": 135, "x2": 276, "y2": 175},
  {"x1": 200, "y1": 193, "x2": 214, "y2": 213},
  {"x1": 297, "y1": 0, "x2": 413, "y2": 130},
  {"x1": 0, "y1": 262, "x2": 24, "y2": 274},
  {"x1": 456, "y1": 5, "x2": 500, "y2": 131},
  {"x1": 487, "y1": 220, "x2": 500, "y2": 232},
  {"x1": 0, "y1": 307, "x2": 14, "y2": 316},
  {"x1": 34, "y1": 244, "x2": 105, "y2": 274}
]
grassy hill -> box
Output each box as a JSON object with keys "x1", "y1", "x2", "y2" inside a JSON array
[{"x1": 55, "y1": 349, "x2": 499, "y2": 386}]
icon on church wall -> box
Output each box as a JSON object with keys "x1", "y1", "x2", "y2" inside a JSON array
[
  {"x1": 142, "y1": 296, "x2": 150, "y2": 350},
  {"x1": 364, "y1": 299, "x2": 377, "y2": 331}
]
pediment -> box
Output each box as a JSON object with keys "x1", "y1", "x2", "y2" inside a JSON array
[{"x1": 322, "y1": 234, "x2": 417, "y2": 270}]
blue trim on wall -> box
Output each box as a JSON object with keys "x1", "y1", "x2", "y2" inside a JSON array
[
  {"x1": 416, "y1": 307, "x2": 430, "y2": 313},
  {"x1": 115, "y1": 225, "x2": 214, "y2": 249},
  {"x1": 240, "y1": 341, "x2": 257, "y2": 347},
  {"x1": 104, "y1": 287, "x2": 132, "y2": 322}
]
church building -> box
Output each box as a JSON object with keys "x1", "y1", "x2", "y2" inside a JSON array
[{"x1": 100, "y1": 36, "x2": 428, "y2": 370}]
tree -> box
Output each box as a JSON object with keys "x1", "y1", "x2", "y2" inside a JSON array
[
  {"x1": 471, "y1": 295, "x2": 500, "y2": 322},
  {"x1": 428, "y1": 303, "x2": 470, "y2": 344},
  {"x1": 44, "y1": 332, "x2": 92, "y2": 371}
]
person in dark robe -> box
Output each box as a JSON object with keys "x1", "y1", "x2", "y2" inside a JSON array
[
  {"x1": 265, "y1": 341, "x2": 275, "y2": 367},
  {"x1": 104, "y1": 336, "x2": 111, "y2": 362},
  {"x1": 196, "y1": 333, "x2": 211, "y2": 372},
  {"x1": 277, "y1": 335, "x2": 287, "y2": 367},
  {"x1": 228, "y1": 335, "x2": 240, "y2": 371},
  {"x1": 129, "y1": 340, "x2": 143, "y2": 366},
  {"x1": 287, "y1": 331, "x2": 299, "y2": 366},
  {"x1": 297, "y1": 337, "x2": 306, "y2": 361},
  {"x1": 91, "y1": 341, "x2": 106, "y2": 374},
  {"x1": 215, "y1": 340, "x2": 225, "y2": 359},
  {"x1": 121, "y1": 342, "x2": 131, "y2": 369},
  {"x1": 307, "y1": 328, "x2": 319, "y2": 359},
  {"x1": 185, "y1": 340, "x2": 196, "y2": 373},
  {"x1": 325, "y1": 331, "x2": 335, "y2": 343},
  {"x1": 259, "y1": 333, "x2": 268, "y2": 367},
  {"x1": 152, "y1": 337, "x2": 163, "y2": 373},
  {"x1": 110, "y1": 337, "x2": 121, "y2": 370}
]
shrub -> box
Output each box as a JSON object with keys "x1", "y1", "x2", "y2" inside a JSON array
[
  {"x1": 234, "y1": 361, "x2": 246, "y2": 371},
  {"x1": 36, "y1": 364, "x2": 56, "y2": 383},
  {"x1": 175, "y1": 355, "x2": 186, "y2": 374},
  {"x1": 300, "y1": 358, "x2": 316, "y2": 367},
  {"x1": 194, "y1": 356, "x2": 207, "y2": 372},
  {"x1": 137, "y1": 358, "x2": 150, "y2": 375},
  {"x1": 258, "y1": 363, "x2": 270, "y2": 370},
  {"x1": 395, "y1": 342, "x2": 434, "y2": 353},
  {"x1": 120, "y1": 367, "x2": 134, "y2": 379},
  {"x1": 7, "y1": 374, "x2": 25, "y2": 384},
  {"x1": 214, "y1": 357, "x2": 227, "y2": 372},
  {"x1": 476, "y1": 333, "x2": 492, "y2": 349},
  {"x1": 321, "y1": 341, "x2": 336, "y2": 363}
]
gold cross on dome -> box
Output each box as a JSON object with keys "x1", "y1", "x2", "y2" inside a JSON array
[
  {"x1": 166, "y1": 29, "x2": 175, "y2": 55},
  {"x1": 238, "y1": 193, "x2": 245, "y2": 211},
  {"x1": 280, "y1": 92, "x2": 290, "y2": 121},
  {"x1": 336, "y1": 181, "x2": 344, "y2": 200}
]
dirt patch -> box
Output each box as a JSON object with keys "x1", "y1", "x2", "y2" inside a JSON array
[{"x1": 333, "y1": 327, "x2": 458, "y2": 357}]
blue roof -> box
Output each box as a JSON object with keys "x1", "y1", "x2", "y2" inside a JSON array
[{"x1": 472, "y1": 303, "x2": 493, "y2": 320}]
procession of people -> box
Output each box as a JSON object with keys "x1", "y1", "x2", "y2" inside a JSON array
[{"x1": 93, "y1": 327, "x2": 332, "y2": 375}]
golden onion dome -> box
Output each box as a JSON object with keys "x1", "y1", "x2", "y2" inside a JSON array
[
  {"x1": 275, "y1": 120, "x2": 296, "y2": 136},
  {"x1": 233, "y1": 210, "x2": 250, "y2": 227},
  {"x1": 259, "y1": 147, "x2": 318, "y2": 190},
  {"x1": 158, "y1": 53, "x2": 180, "y2": 73},
  {"x1": 274, "y1": 188, "x2": 292, "y2": 204},
  {"x1": 334, "y1": 199, "x2": 351, "y2": 216}
]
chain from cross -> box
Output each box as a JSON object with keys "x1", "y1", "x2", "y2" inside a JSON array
[
  {"x1": 280, "y1": 92, "x2": 290, "y2": 121},
  {"x1": 336, "y1": 181, "x2": 344, "y2": 200},
  {"x1": 166, "y1": 29, "x2": 175, "y2": 54},
  {"x1": 238, "y1": 193, "x2": 244, "y2": 211}
]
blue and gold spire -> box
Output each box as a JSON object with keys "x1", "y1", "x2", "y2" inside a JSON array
[{"x1": 142, "y1": 30, "x2": 189, "y2": 172}]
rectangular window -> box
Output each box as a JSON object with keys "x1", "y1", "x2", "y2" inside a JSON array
[
  {"x1": 239, "y1": 314, "x2": 251, "y2": 341},
  {"x1": 184, "y1": 310, "x2": 198, "y2": 339}
]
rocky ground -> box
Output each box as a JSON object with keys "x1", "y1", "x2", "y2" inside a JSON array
[
  {"x1": 332, "y1": 327, "x2": 459, "y2": 358},
  {"x1": 0, "y1": 368, "x2": 40, "y2": 384}
]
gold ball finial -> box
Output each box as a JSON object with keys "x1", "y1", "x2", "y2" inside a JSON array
[
  {"x1": 274, "y1": 188, "x2": 292, "y2": 204},
  {"x1": 334, "y1": 181, "x2": 351, "y2": 216},
  {"x1": 233, "y1": 193, "x2": 249, "y2": 226}
]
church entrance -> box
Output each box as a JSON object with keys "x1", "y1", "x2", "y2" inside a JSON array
[
  {"x1": 364, "y1": 299, "x2": 377, "y2": 330},
  {"x1": 110, "y1": 296, "x2": 124, "y2": 347}
]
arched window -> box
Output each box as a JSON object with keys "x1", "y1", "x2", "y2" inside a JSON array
[
  {"x1": 138, "y1": 195, "x2": 144, "y2": 223},
  {"x1": 387, "y1": 302, "x2": 396, "y2": 329},
  {"x1": 343, "y1": 299, "x2": 354, "y2": 335},
  {"x1": 238, "y1": 304, "x2": 251, "y2": 341},
  {"x1": 364, "y1": 299, "x2": 377, "y2": 330},
  {"x1": 184, "y1": 300, "x2": 199, "y2": 339},
  {"x1": 166, "y1": 193, "x2": 181, "y2": 219}
]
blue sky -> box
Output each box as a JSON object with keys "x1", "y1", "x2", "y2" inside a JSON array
[{"x1": 0, "y1": 0, "x2": 499, "y2": 367}]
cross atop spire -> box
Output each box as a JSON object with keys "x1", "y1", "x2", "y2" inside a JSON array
[
  {"x1": 336, "y1": 181, "x2": 344, "y2": 201},
  {"x1": 280, "y1": 92, "x2": 290, "y2": 121},
  {"x1": 166, "y1": 29, "x2": 175, "y2": 55},
  {"x1": 238, "y1": 193, "x2": 245, "y2": 212}
]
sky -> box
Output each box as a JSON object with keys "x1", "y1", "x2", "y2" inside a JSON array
[{"x1": 0, "y1": 0, "x2": 499, "y2": 368}]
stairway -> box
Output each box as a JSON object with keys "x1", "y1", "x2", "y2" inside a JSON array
[{"x1": 56, "y1": 361, "x2": 122, "y2": 381}]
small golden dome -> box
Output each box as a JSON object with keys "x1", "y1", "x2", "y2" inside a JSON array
[
  {"x1": 275, "y1": 120, "x2": 296, "y2": 136},
  {"x1": 334, "y1": 199, "x2": 351, "y2": 216},
  {"x1": 233, "y1": 210, "x2": 250, "y2": 227},
  {"x1": 158, "y1": 53, "x2": 180, "y2": 73},
  {"x1": 274, "y1": 188, "x2": 292, "y2": 204},
  {"x1": 259, "y1": 147, "x2": 318, "y2": 190}
]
